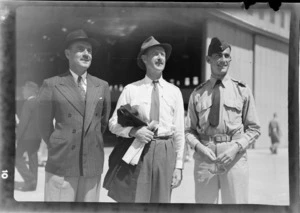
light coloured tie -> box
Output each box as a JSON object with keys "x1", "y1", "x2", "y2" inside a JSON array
[
  {"x1": 77, "y1": 75, "x2": 86, "y2": 101},
  {"x1": 150, "y1": 80, "x2": 160, "y2": 122}
]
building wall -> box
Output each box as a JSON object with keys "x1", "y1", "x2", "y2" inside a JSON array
[
  {"x1": 254, "y1": 35, "x2": 289, "y2": 148},
  {"x1": 205, "y1": 19, "x2": 289, "y2": 148},
  {"x1": 219, "y1": 8, "x2": 291, "y2": 39},
  {"x1": 205, "y1": 20, "x2": 254, "y2": 89}
]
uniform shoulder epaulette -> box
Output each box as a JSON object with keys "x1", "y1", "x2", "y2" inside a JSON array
[
  {"x1": 194, "y1": 80, "x2": 209, "y2": 91},
  {"x1": 231, "y1": 78, "x2": 246, "y2": 87}
]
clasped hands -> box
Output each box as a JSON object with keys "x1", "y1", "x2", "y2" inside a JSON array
[{"x1": 195, "y1": 140, "x2": 241, "y2": 166}]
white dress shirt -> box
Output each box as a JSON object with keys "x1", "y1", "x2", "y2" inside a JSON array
[
  {"x1": 70, "y1": 69, "x2": 87, "y2": 93},
  {"x1": 109, "y1": 75, "x2": 185, "y2": 169}
]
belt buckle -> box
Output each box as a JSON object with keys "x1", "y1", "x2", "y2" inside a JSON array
[{"x1": 213, "y1": 134, "x2": 228, "y2": 143}]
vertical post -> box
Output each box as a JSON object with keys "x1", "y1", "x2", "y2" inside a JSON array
[
  {"x1": 288, "y1": 5, "x2": 300, "y2": 213},
  {"x1": 252, "y1": 34, "x2": 256, "y2": 98}
]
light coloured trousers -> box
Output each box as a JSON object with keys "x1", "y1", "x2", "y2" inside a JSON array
[
  {"x1": 135, "y1": 138, "x2": 176, "y2": 203},
  {"x1": 193, "y1": 141, "x2": 249, "y2": 204},
  {"x1": 44, "y1": 172, "x2": 101, "y2": 202}
]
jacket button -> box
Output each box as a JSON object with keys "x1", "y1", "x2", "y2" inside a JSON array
[
  {"x1": 95, "y1": 113, "x2": 98, "y2": 116},
  {"x1": 72, "y1": 129, "x2": 76, "y2": 133},
  {"x1": 71, "y1": 145, "x2": 76, "y2": 150},
  {"x1": 68, "y1": 113, "x2": 72, "y2": 117}
]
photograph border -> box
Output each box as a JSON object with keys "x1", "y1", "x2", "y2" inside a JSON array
[{"x1": 0, "y1": 1, "x2": 299, "y2": 213}]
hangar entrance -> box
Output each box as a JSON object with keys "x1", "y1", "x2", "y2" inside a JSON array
[{"x1": 16, "y1": 5, "x2": 208, "y2": 144}]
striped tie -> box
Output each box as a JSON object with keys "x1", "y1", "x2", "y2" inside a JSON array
[{"x1": 77, "y1": 75, "x2": 86, "y2": 101}]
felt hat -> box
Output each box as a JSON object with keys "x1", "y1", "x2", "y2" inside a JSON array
[{"x1": 137, "y1": 36, "x2": 172, "y2": 70}]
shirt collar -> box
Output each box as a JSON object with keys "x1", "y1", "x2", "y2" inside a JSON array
[
  {"x1": 144, "y1": 75, "x2": 164, "y2": 87},
  {"x1": 69, "y1": 69, "x2": 87, "y2": 82},
  {"x1": 209, "y1": 74, "x2": 231, "y2": 89}
]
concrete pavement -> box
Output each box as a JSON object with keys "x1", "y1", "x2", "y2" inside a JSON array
[{"x1": 14, "y1": 147, "x2": 289, "y2": 205}]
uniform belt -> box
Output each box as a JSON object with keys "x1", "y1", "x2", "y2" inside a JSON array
[
  {"x1": 153, "y1": 135, "x2": 173, "y2": 140},
  {"x1": 199, "y1": 134, "x2": 242, "y2": 143}
]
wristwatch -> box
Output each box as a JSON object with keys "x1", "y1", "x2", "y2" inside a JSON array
[{"x1": 235, "y1": 142, "x2": 243, "y2": 153}]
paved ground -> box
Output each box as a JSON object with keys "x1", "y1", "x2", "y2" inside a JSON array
[{"x1": 14, "y1": 147, "x2": 289, "y2": 205}]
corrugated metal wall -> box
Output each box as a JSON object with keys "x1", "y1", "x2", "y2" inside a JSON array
[
  {"x1": 254, "y1": 35, "x2": 289, "y2": 148},
  {"x1": 205, "y1": 19, "x2": 289, "y2": 148}
]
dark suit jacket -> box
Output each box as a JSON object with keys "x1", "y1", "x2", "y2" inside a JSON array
[
  {"x1": 38, "y1": 71, "x2": 111, "y2": 177},
  {"x1": 16, "y1": 96, "x2": 41, "y2": 153},
  {"x1": 103, "y1": 137, "x2": 143, "y2": 202}
]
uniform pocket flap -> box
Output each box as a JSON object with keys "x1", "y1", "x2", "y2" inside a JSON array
[
  {"x1": 196, "y1": 99, "x2": 212, "y2": 112},
  {"x1": 224, "y1": 99, "x2": 243, "y2": 111}
]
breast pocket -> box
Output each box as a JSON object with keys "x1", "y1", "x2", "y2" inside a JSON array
[
  {"x1": 161, "y1": 95, "x2": 176, "y2": 117},
  {"x1": 95, "y1": 97, "x2": 104, "y2": 109},
  {"x1": 223, "y1": 99, "x2": 243, "y2": 125},
  {"x1": 195, "y1": 98, "x2": 212, "y2": 127},
  {"x1": 130, "y1": 98, "x2": 150, "y2": 121}
]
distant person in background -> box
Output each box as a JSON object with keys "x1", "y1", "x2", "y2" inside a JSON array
[
  {"x1": 268, "y1": 113, "x2": 281, "y2": 154},
  {"x1": 15, "y1": 81, "x2": 41, "y2": 191},
  {"x1": 37, "y1": 140, "x2": 48, "y2": 167}
]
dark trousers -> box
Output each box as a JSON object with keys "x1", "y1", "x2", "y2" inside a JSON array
[
  {"x1": 15, "y1": 140, "x2": 39, "y2": 186},
  {"x1": 134, "y1": 138, "x2": 176, "y2": 203}
]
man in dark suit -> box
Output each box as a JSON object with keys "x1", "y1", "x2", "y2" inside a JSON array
[
  {"x1": 38, "y1": 29, "x2": 111, "y2": 202},
  {"x1": 15, "y1": 81, "x2": 41, "y2": 191}
]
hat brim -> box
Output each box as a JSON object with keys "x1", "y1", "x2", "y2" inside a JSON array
[
  {"x1": 137, "y1": 43, "x2": 172, "y2": 70},
  {"x1": 65, "y1": 37, "x2": 100, "y2": 54}
]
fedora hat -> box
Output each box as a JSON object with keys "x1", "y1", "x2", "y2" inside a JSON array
[
  {"x1": 65, "y1": 29, "x2": 99, "y2": 53},
  {"x1": 137, "y1": 36, "x2": 172, "y2": 70}
]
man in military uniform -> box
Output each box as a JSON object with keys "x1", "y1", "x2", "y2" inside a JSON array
[{"x1": 185, "y1": 37, "x2": 260, "y2": 204}]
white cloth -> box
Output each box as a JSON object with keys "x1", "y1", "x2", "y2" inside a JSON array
[
  {"x1": 122, "y1": 139, "x2": 144, "y2": 165},
  {"x1": 122, "y1": 121, "x2": 158, "y2": 165},
  {"x1": 109, "y1": 75, "x2": 185, "y2": 169}
]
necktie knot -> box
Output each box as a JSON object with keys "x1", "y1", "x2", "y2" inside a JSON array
[
  {"x1": 77, "y1": 75, "x2": 82, "y2": 84},
  {"x1": 215, "y1": 79, "x2": 222, "y2": 87},
  {"x1": 153, "y1": 80, "x2": 159, "y2": 85}
]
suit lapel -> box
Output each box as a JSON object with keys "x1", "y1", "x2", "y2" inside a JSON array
[
  {"x1": 55, "y1": 72, "x2": 85, "y2": 116},
  {"x1": 84, "y1": 74, "x2": 101, "y2": 133}
]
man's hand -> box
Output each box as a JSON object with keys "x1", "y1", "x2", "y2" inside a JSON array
[
  {"x1": 195, "y1": 143, "x2": 216, "y2": 162},
  {"x1": 171, "y1": 168, "x2": 182, "y2": 189},
  {"x1": 215, "y1": 143, "x2": 240, "y2": 166},
  {"x1": 129, "y1": 126, "x2": 154, "y2": 144}
]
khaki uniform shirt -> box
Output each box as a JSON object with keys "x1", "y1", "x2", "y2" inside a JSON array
[{"x1": 185, "y1": 75, "x2": 261, "y2": 151}]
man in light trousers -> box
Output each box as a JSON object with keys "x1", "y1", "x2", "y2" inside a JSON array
[{"x1": 185, "y1": 37, "x2": 260, "y2": 204}]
